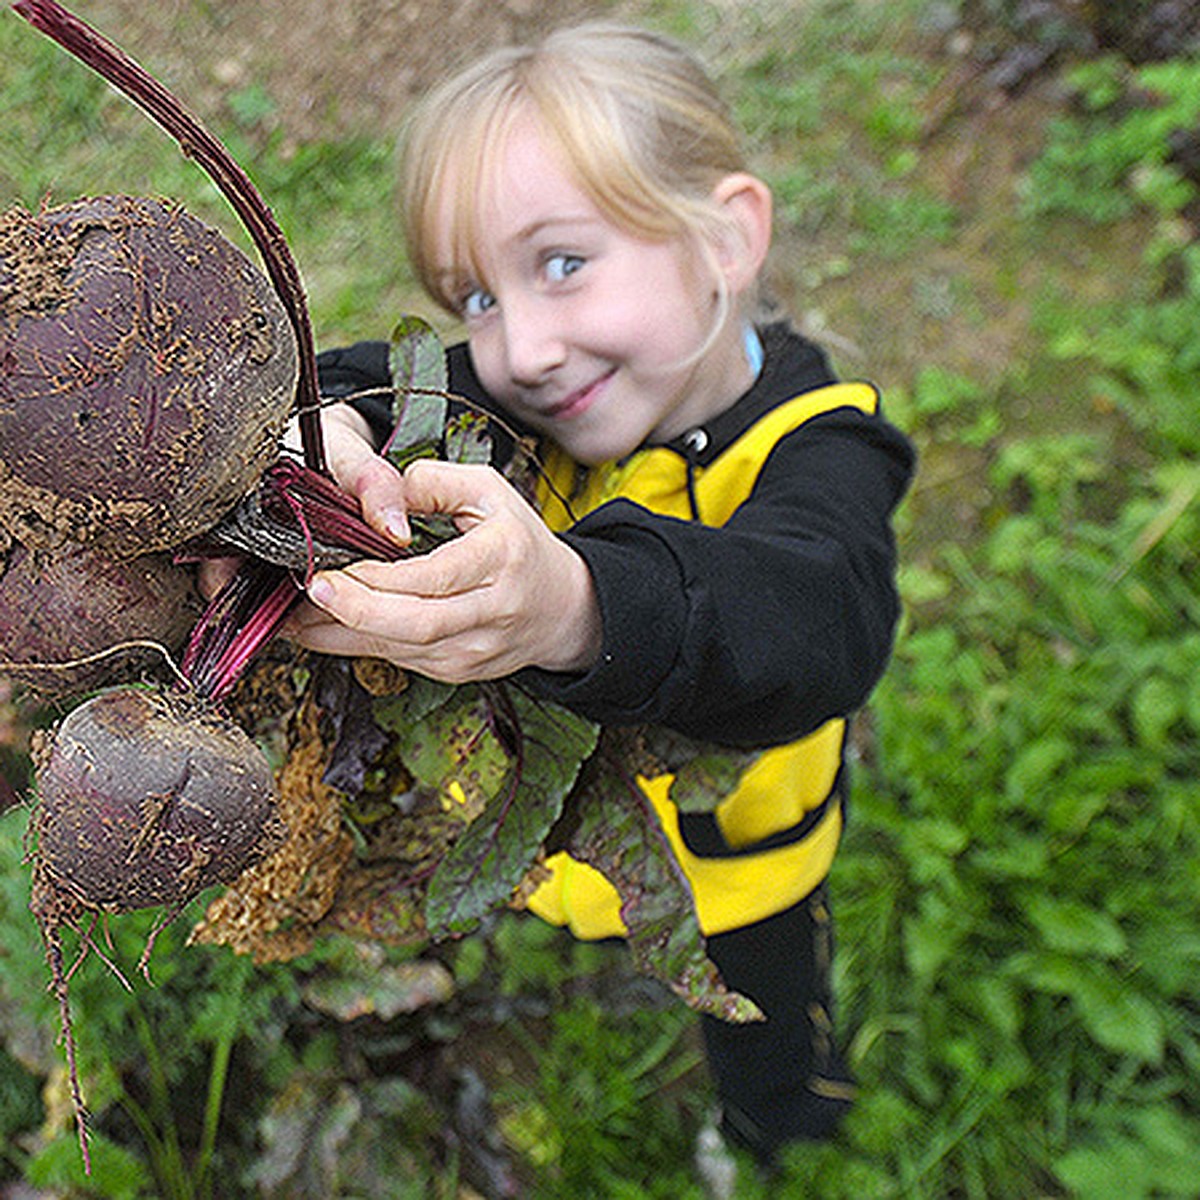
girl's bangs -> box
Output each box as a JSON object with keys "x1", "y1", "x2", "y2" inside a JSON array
[{"x1": 409, "y1": 89, "x2": 523, "y2": 310}]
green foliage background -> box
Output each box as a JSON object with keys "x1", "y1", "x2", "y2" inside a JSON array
[{"x1": 2, "y1": 0, "x2": 1199, "y2": 1196}]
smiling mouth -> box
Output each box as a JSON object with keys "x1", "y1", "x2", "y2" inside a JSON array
[{"x1": 545, "y1": 371, "x2": 615, "y2": 421}]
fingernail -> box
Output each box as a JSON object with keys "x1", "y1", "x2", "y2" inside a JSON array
[
  {"x1": 308, "y1": 576, "x2": 335, "y2": 606},
  {"x1": 383, "y1": 507, "x2": 410, "y2": 541}
]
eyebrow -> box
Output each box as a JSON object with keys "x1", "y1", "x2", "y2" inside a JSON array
[
  {"x1": 431, "y1": 213, "x2": 604, "y2": 291},
  {"x1": 505, "y1": 213, "x2": 603, "y2": 246}
]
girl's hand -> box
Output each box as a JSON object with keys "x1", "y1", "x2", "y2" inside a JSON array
[
  {"x1": 197, "y1": 403, "x2": 404, "y2": 601},
  {"x1": 286, "y1": 458, "x2": 603, "y2": 683}
]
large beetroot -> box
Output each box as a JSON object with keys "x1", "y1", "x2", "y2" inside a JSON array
[{"x1": 0, "y1": 194, "x2": 298, "y2": 558}]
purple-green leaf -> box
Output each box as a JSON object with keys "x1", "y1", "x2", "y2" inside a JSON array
[
  {"x1": 384, "y1": 315, "x2": 449, "y2": 470},
  {"x1": 444, "y1": 411, "x2": 493, "y2": 466},
  {"x1": 380, "y1": 684, "x2": 511, "y2": 821},
  {"x1": 425, "y1": 688, "x2": 599, "y2": 936},
  {"x1": 564, "y1": 741, "x2": 764, "y2": 1023},
  {"x1": 301, "y1": 954, "x2": 454, "y2": 1021}
]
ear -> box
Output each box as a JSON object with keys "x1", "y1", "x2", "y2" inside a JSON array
[{"x1": 710, "y1": 172, "x2": 773, "y2": 296}]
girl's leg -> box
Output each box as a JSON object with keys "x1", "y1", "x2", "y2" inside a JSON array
[{"x1": 700, "y1": 881, "x2": 854, "y2": 1163}]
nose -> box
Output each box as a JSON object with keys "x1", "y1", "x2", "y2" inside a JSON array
[{"x1": 501, "y1": 299, "x2": 566, "y2": 386}]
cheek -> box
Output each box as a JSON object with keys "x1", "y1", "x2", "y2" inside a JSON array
[
  {"x1": 620, "y1": 262, "x2": 713, "y2": 353},
  {"x1": 467, "y1": 332, "x2": 507, "y2": 396}
]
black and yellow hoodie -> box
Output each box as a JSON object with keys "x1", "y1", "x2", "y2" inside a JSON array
[
  {"x1": 319, "y1": 320, "x2": 915, "y2": 939},
  {"x1": 319, "y1": 320, "x2": 915, "y2": 1157}
]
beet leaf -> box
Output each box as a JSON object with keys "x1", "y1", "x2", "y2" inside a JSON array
[
  {"x1": 422, "y1": 689, "x2": 599, "y2": 936},
  {"x1": 384, "y1": 316, "x2": 450, "y2": 470},
  {"x1": 562, "y1": 740, "x2": 765, "y2": 1023}
]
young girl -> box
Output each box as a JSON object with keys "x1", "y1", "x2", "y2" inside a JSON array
[{"x1": 292, "y1": 21, "x2": 915, "y2": 1166}]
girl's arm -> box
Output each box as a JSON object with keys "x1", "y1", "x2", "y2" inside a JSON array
[{"x1": 517, "y1": 407, "x2": 915, "y2": 747}]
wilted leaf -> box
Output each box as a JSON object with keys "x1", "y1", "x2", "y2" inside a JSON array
[
  {"x1": 250, "y1": 1076, "x2": 362, "y2": 1198},
  {"x1": 636, "y1": 727, "x2": 759, "y2": 815},
  {"x1": 384, "y1": 683, "x2": 511, "y2": 820},
  {"x1": 315, "y1": 658, "x2": 391, "y2": 796},
  {"x1": 375, "y1": 673, "x2": 455, "y2": 728},
  {"x1": 564, "y1": 742, "x2": 762, "y2": 1023},
  {"x1": 319, "y1": 860, "x2": 429, "y2": 945}
]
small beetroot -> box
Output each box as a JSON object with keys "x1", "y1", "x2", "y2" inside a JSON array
[
  {"x1": 33, "y1": 685, "x2": 283, "y2": 914},
  {"x1": 28, "y1": 684, "x2": 285, "y2": 1170}
]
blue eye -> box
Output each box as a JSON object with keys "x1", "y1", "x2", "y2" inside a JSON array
[
  {"x1": 461, "y1": 287, "x2": 496, "y2": 319},
  {"x1": 545, "y1": 253, "x2": 584, "y2": 283}
]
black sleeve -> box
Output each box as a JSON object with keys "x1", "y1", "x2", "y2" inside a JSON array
[
  {"x1": 316, "y1": 341, "x2": 393, "y2": 442},
  {"x1": 516, "y1": 406, "x2": 916, "y2": 748}
]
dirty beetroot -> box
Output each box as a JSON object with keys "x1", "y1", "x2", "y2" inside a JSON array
[
  {"x1": 32, "y1": 686, "x2": 283, "y2": 916},
  {"x1": 0, "y1": 194, "x2": 297, "y2": 558},
  {"x1": 0, "y1": 540, "x2": 202, "y2": 700},
  {"x1": 28, "y1": 685, "x2": 284, "y2": 1171},
  {"x1": 0, "y1": 0, "x2": 360, "y2": 1179}
]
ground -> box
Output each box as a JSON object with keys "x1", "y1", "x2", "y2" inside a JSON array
[{"x1": 78, "y1": 0, "x2": 616, "y2": 142}]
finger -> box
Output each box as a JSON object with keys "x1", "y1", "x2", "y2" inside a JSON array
[
  {"x1": 351, "y1": 456, "x2": 411, "y2": 544},
  {"x1": 288, "y1": 618, "x2": 401, "y2": 663},
  {"x1": 335, "y1": 535, "x2": 500, "y2": 598},
  {"x1": 402, "y1": 459, "x2": 504, "y2": 526},
  {"x1": 324, "y1": 405, "x2": 411, "y2": 542},
  {"x1": 305, "y1": 568, "x2": 433, "y2": 639}
]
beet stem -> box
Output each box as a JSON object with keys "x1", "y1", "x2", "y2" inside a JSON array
[
  {"x1": 11, "y1": 0, "x2": 326, "y2": 474},
  {"x1": 265, "y1": 461, "x2": 405, "y2": 564},
  {"x1": 205, "y1": 573, "x2": 301, "y2": 703},
  {"x1": 180, "y1": 563, "x2": 301, "y2": 703}
]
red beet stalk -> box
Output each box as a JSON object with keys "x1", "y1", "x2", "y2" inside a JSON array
[
  {"x1": 181, "y1": 462, "x2": 413, "y2": 702},
  {"x1": 11, "y1": 0, "x2": 325, "y2": 474}
]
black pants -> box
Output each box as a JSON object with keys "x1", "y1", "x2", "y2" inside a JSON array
[{"x1": 700, "y1": 881, "x2": 855, "y2": 1163}]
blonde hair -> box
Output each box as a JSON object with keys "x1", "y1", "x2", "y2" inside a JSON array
[{"x1": 400, "y1": 22, "x2": 751, "y2": 314}]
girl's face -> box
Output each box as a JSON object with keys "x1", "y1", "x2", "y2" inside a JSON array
[{"x1": 432, "y1": 113, "x2": 755, "y2": 465}]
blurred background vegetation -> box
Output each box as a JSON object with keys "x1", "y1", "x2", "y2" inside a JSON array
[{"x1": 2, "y1": 0, "x2": 1200, "y2": 1195}]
